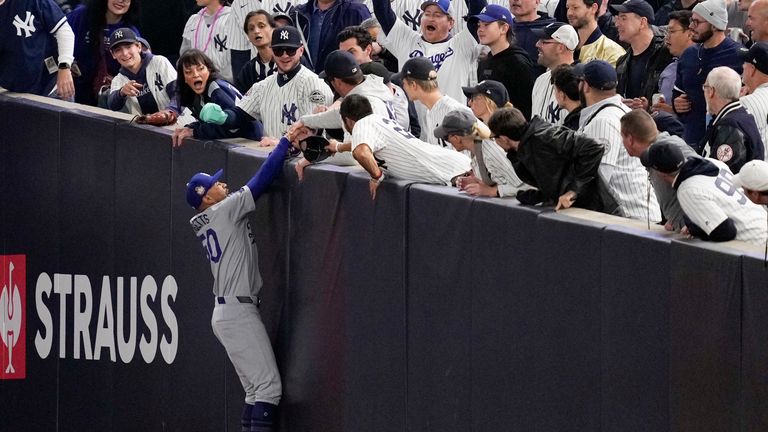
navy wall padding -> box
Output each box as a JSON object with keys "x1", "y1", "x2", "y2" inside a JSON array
[
  {"x1": 740, "y1": 253, "x2": 768, "y2": 432},
  {"x1": 669, "y1": 241, "x2": 742, "y2": 432}
]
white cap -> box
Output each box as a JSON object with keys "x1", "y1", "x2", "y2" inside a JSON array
[
  {"x1": 733, "y1": 160, "x2": 768, "y2": 191},
  {"x1": 692, "y1": 0, "x2": 728, "y2": 31}
]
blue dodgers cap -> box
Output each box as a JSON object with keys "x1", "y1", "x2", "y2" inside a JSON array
[
  {"x1": 319, "y1": 50, "x2": 360, "y2": 79},
  {"x1": 271, "y1": 25, "x2": 303, "y2": 48},
  {"x1": 186, "y1": 169, "x2": 223, "y2": 209},
  {"x1": 610, "y1": 0, "x2": 655, "y2": 22},
  {"x1": 469, "y1": 4, "x2": 513, "y2": 24},
  {"x1": 420, "y1": 0, "x2": 453, "y2": 15},
  {"x1": 572, "y1": 60, "x2": 618, "y2": 90}
]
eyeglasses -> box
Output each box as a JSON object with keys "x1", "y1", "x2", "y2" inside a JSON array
[
  {"x1": 273, "y1": 47, "x2": 298, "y2": 57},
  {"x1": 689, "y1": 18, "x2": 706, "y2": 27},
  {"x1": 702, "y1": 83, "x2": 712, "y2": 91}
]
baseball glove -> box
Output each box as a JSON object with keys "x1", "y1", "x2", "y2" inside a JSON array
[
  {"x1": 136, "y1": 110, "x2": 178, "y2": 126},
  {"x1": 299, "y1": 135, "x2": 332, "y2": 163}
]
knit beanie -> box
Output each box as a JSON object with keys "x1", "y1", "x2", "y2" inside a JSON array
[{"x1": 692, "y1": 0, "x2": 728, "y2": 31}]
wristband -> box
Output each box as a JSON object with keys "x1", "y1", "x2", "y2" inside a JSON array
[{"x1": 371, "y1": 170, "x2": 385, "y2": 184}]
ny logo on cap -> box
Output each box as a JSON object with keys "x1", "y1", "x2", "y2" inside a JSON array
[
  {"x1": 114, "y1": 30, "x2": 123, "y2": 39},
  {"x1": 280, "y1": 30, "x2": 289, "y2": 40}
]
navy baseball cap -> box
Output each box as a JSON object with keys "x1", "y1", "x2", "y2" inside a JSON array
[
  {"x1": 572, "y1": 60, "x2": 617, "y2": 90},
  {"x1": 271, "y1": 26, "x2": 303, "y2": 48},
  {"x1": 462, "y1": 80, "x2": 509, "y2": 108},
  {"x1": 319, "y1": 50, "x2": 360, "y2": 79},
  {"x1": 434, "y1": 110, "x2": 476, "y2": 140},
  {"x1": 420, "y1": 0, "x2": 452, "y2": 15},
  {"x1": 392, "y1": 57, "x2": 437, "y2": 82},
  {"x1": 186, "y1": 169, "x2": 223, "y2": 209},
  {"x1": 611, "y1": 0, "x2": 655, "y2": 22},
  {"x1": 108, "y1": 27, "x2": 140, "y2": 50},
  {"x1": 469, "y1": 5, "x2": 513, "y2": 24},
  {"x1": 360, "y1": 61, "x2": 392, "y2": 84},
  {"x1": 739, "y1": 42, "x2": 768, "y2": 75},
  {"x1": 272, "y1": 12, "x2": 294, "y2": 26},
  {"x1": 640, "y1": 143, "x2": 685, "y2": 174}
]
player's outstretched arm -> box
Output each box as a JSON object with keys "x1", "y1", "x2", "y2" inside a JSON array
[
  {"x1": 246, "y1": 137, "x2": 292, "y2": 201},
  {"x1": 372, "y1": 0, "x2": 397, "y2": 34}
]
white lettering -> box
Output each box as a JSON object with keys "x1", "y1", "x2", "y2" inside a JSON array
[
  {"x1": 93, "y1": 276, "x2": 116, "y2": 362},
  {"x1": 73, "y1": 275, "x2": 93, "y2": 360},
  {"x1": 159, "y1": 276, "x2": 178, "y2": 364},
  {"x1": 34, "y1": 273, "x2": 53, "y2": 359},
  {"x1": 53, "y1": 273, "x2": 71, "y2": 358},
  {"x1": 139, "y1": 276, "x2": 157, "y2": 363},
  {"x1": 116, "y1": 277, "x2": 137, "y2": 363}
]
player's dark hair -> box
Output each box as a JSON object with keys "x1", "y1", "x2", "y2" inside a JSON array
[
  {"x1": 619, "y1": 109, "x2": 658, "y2": 142},
  {"x1": 243, "y1": 10, "x2": 276, "y2": 34},
  {"x1": 550, "y1": 64, "x2": 580, "y2": 102},
  {"x1": 668, "y1": 10, "x2": 693, "y2": 29},
  {"x1": 574, "y1": 0, "x2": 600, "y2": 19},
  {"x1": 337, "y1": 26, "x2": 374, "y2": 49},
  {"x1": 86, "y1": 0, "x2": 142, "y2": 48},
  {"x1": 340, "y1": 94, "x2": 374, "y2": 122},
  {"x1": 488, "y1": 107, "x2": 528, "y2": 141},
  {"x1": 176, "y1": 49, "x2": 222, "y2": 109}
]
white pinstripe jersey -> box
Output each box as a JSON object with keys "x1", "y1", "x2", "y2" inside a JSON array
[
  {"x1": 677, "y1": 161, "x2": 768, "y2": 245},
  {"x1": 352, "y1": 114, "x2": 472, "y2": 184},
  {"x1": 225, "y1": 0, "x2": 297, "y2": 54},
  {"x1": 189, "y1": 186, "x2": 263, "y2": 297},
  {"x1": 740, "y1": 83, "x2": 768, "y2": 161},
  {"x1": 181, "y1": 7, "x2": 234, "y2": 81},
  {"x1": 110, "y1": 55, "x2": 177, "y2": 115},
  {"x1": 531, "y1": 69, "x2": 566, "y2": 126},
  {"x1": 579, "y1": 95, "x2": 662, "y2": 221},
  {"x1": 378, "y1": 19, "x2": 479, "y2": 103},
  {"x1": 471, "y1": 139, "x2": 530, "y2": 197},
  {"x1": 238, "y1": 65, "x2": 333, "y2": 137},
  {"x1": 422, "y1": 95, "x2": 473, "y2": 146}
]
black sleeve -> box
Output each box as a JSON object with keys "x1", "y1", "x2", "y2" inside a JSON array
[
  {"x1": 564, "y1": 132, "x2": 604, "y2": 197},
  {"x1": 372, "y1": 0, "x2": 397, "y2": 34},
  {"x1": 235, "y1": 60, "x2": 256, "y2": 94},
  {"x1": 466, "y1": 0, "x2": 488, "y2": 42},
  {"x1": 710, "y1": 124, "x2": 748, "y2": 173},
  {"x1": 685, "y1": 215, "x2": 738, "y2": 242},
  {"x1": 231, "y1": 50, "x2": 251, "y2": 86}
]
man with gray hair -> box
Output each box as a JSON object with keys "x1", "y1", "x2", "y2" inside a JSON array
[{"x1": 701, "y1": 66, "x2": 765, "y2": 172}]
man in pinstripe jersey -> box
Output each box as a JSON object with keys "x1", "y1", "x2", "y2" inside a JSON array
[
  {"x1": 575, "y1": 60, "x2": 662, "y2": 222},
  {"x1": 740, "y1": 42, "x2": 768, "y2": 157}
]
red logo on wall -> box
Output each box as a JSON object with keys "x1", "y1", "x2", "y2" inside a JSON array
[{"x1": 1, "y1": 255, "x2": 25, "y2": 379}]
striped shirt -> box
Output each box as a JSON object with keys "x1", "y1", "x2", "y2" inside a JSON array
[
  {"x1": 531, "y1": 69, "x2": 566, "y2": 126},
  {"x1": 181, "y1": 6, "x2": 234, "y2": 81},
  {"x1": 472, "y1": 139, "x2": 530, "y2": 197},
  {"x1": 352, "y1": 114, "x2": 472, "y2": 184},
  {"x1": 579, "y1": 95, "x2": 662, "y2": 221},
  {"x1": 422, "y1": 95, "x2": 474, "y2": 146},
  {"x1": 741, "y1": 82, "x2": 768, "y2": 161},
  {"x1": 110, "y1": 54, "x2": 177, "y2": 115}
]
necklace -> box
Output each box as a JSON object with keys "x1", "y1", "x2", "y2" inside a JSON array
[{"x1": 193, "y1": 5, "x2": 224, "y2": 53}]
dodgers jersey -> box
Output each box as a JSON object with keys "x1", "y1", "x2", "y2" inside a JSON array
[
  {"x1": 531, "y1": 70, "x2": 567, "y2": 126},
  {"x1": 677, "y1": 163, "x2": 768, "y2": 245},
  {"x1": 352, "y1": 114, "x2": 471, "y2": 184},
  {"x1": 390, "y1": 0, "x2": 507, "y2": 33},
  {"x1": 0, "y1": 0, "x2": 66, "y2": 94},
  {"x1": 181, "y1": 6, "x2": 234, "y2": 81},
  {"x1": 190, "y1": 185, "x2": 263, "y2": 298},
  {"x1": 109, "y1": 54, "x2": 178, "y2": 115},
  {"x1": 238, "y1": 65, "x2": 333, "y2": 137}
]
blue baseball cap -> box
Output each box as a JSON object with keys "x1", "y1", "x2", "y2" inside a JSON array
[
  {"x1": 469, "y1": 5, "x2": 513, "y2": 24},
  {"x1": 271, "y1": 25, "x2": 303, "y2": 49},
  {"x1": 319, "y1": 50, "x2": 360, "y2": 79},
  {"x1": 108, "y1": 27, "x2": 140, "y2": 50},
  {"x1": 420, "y1": 0, "x2": 453, "y2": 15},
  {"x1": 186, "y1": 169, "x2": 223, "y2": 209},
  {"x1": 610, "y1": 0, "x2": 654, "y2": 22},
  {"x1": 572, "y1": 60, "x2": 617, "y2": 90}
]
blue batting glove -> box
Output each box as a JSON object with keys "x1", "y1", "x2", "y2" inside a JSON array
[{"x1": 199, "y1": 103, "x2": 227, "y2": 125}]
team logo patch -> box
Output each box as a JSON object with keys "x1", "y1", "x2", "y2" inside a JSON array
[
  {"x1": 13, "y1": 12, "x2": 36, "y2": 38},
  {"x1": 1, "y1": 255, "x2": 26, "y2": 380},
  {"x1": 716, "y1": 144, "x2": 734, "y2": 162},
  {"x1": 308, "y1": 90, "x2": 326, "y2": 104},
  {"x1": 279, "y1": 30, "x2": 289, "y2": 40},
  {"x1": 195, "y1": 185, "x2": 206, "y2": 196}
]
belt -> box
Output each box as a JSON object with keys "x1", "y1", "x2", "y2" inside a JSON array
[{"x1": 216, "y1": 296, "x2": 259, "y2": 306}]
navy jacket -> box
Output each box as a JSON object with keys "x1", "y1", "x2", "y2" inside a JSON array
[{"x1": 700, "y1": 100, "x2": 765, "y2": 173}]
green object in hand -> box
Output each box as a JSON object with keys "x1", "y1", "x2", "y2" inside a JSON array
[{"x1": 200, "y1": 103, "x2": 227, "y2": 125}]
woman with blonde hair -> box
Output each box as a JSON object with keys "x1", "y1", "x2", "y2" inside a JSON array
[
  {"x1": 461, "y1": 80, "x2": 514, "y2": 124},
  {"x1": 435, "y1": 109, "x2": 533, "y2": 198}
]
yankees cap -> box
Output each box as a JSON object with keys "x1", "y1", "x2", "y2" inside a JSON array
[
  {"x1": 360, "y1": 61, "x2": 392, "y2": 84},
  {"x1": 391, "y1": 57, "x2": 437, "y2": 82},
  {"x1": 271, "y1": 25, "x2": 303, "y2": 49},
  {"x1": 640, "y1": 143, "x2": 685, "y2": 174},
  {"x1": 434, "y1": 110, "x2": 476, "y2": 140},
  {"x1": 739, "y1": 42, "x2": 768, "y2": 75},
  {"x1": 572, "y1": 60, "x2": 617, "y2": 91},
  {"x1": 733, "y1": 160, "x2": 768, "y2": 191},
  {"x1": 610, "y1": 0, "x2": 655, "y2": 22},
  {"x1": 186, "y1": 169, "x2": 223, "y2": 209},
  {"x1": 319, "y1": 50, "x2": 360, "y2": 79},
  {"x1": 462, "y1": 80, "x2": 509, "y2": 108},
  {"x1": 469, "y1": 5, "x2": 513, "y2": 25},
  {"x1": 531, "y1": 22, "x2": 579, "y2": 51},
  {"x1": 420, "y1": 0, "x2": 453, "y2": 15},
  {"x1": 108, "y1": 27, "x2": 140, "y2": 50}
]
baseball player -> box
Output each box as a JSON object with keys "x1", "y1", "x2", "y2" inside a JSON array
[
  {"x1": 198, "y1": 26, "x2": 333, "y2": 147},
  {"x1": 107, "y1": 28, "x2": 178, "y2": 115},
  {"x1": 641, "y1": 142, "x2": 768, "y2": 245},
  {"x1": 334, "y1": 94, "x2": 472, "y2": 199},
  {"x1": 186, "y1": 132, "x2": 296, "y2": 432},
  {"x1": 394, "y1": 57, "x2": 473, "y2": 146},
  {"x1": 181, "y1": 0, "x2": 234, "y2": 82},
  {"x1": 0, "y1": 0, "x2": 75, "y2": 99}
]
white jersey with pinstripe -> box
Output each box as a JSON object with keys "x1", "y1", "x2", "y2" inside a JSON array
[
  {"x1": 579, "y1": 96, "x2": 662, "y2": 221},
  {"x1": 181, "y1": 6, "x2": 234, "y2": 81},
  {"x1": 422, "y1": 95, "x2": 473, "y2": 146},
  {"x1": 238, "y1": 65, "x2": 333, "y2": 137},
  {"x1": 472, "y1": 139, "x2": 530, "y2": 197},
  {"x1": 740, "y1": 83, "x2": 768, "y2": 161},
  {"x1": 531, "y1": 70, "x2": 566, "y2": 126},
  {"x1": 225, "y1": 0, "x2": 297, "y2": 56},
  {"x1": 378, "y1": 19, "x2": 480, "y2": 103},
  {"x1": 110, "y1": 55, "x2": 177, "y2": 115},
  {"x1": 677, "y1": 160, "x2": 768, "y2": 245},
  {"x1": 351, "y1": 114, "x2": 472, "y2": 184}
]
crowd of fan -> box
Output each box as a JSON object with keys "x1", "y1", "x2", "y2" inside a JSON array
[{"x1": 3, "y1": 0, "x2": 768, "y2": 245}]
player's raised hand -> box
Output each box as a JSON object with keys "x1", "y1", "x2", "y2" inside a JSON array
[{"x1": 199, "y1": 103, "x2": 227, "y2": 125}]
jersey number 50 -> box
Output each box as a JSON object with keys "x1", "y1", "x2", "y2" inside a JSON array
[{"x1": 198, "y1": 229, "x2": 222, "y2": 263}]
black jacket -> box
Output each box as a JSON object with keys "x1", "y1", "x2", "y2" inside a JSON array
[
  {"x1": 508, "y1": 116, "x2": 618, "y2": 213},
  {"x1": 700, "y1": 100, "x2": 765, "y2": 173},
  {"x1": 616, "y1": 27, "x2": 673, "y2": 103},
  {"x1": 477, "y1": 46, "x2": 535, "y2": 119}
]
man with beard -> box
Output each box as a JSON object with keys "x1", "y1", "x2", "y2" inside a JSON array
[
  {"x1": 531, "y1": 21, "x2": 579, "y2": 124},
  {"x1": 566, "y1": 0, "x2": 625, "y2": 66},
  {"x1": 197, "y1": 26, "x2": 334, "y2": 146},
  {"x1": 673, "y1": 0, "x2": 744, "y2": 147},
  {"x1": 510, "y1": 0, "x2": 556, "y2": 76},
  {"x1": 472, "y1": 5, "x2": 536, "y2": 118}
]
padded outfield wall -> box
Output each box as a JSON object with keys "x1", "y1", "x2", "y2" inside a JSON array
[{"x1": 0, "y1": 93, "x2": 767, "y2": 432}]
